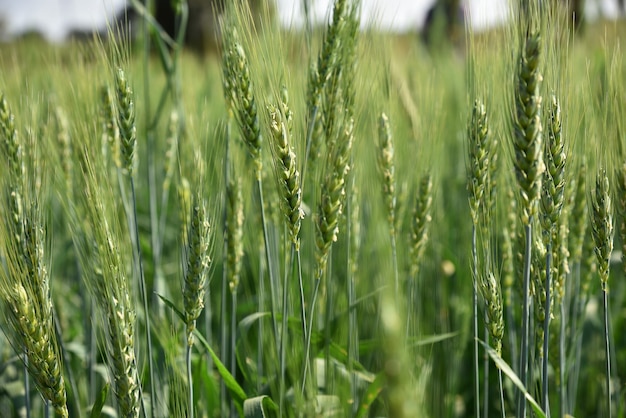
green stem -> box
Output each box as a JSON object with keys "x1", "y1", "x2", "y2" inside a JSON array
[
  {"x1": 257, "y1": 246, "x2": 265, "y2": 393},
  {"x1": 52, "y1": 305, "x2": 80, "y2": 417},
  {"x1": 130, "y1": 177, "x2": 155, "y2": 418},
  {"x1": 390, "y1": 230, "x2": 398, "y2": 304},
  {"x1": 324, "y1": 253, "x2": 334, "y2": 395},
  {"x1": 230, "y1": 290, "x2": 237, "y2": 416},
  {"x1": 542, "y1": 245, "x2": 551, "y2": 415},
  {"x1": 186, "y1": 343, "x2": 194, "y2": 418},
  {"x1": 24, "y1": 355, "x2": 30, "y2": 418},
  {"x1": 498, "y1": 369, "x2": 505, "y2": 418},
  {"x1": 603, "y1": 288, "x2": 612, "y2": 418},
  {"x1": 483, "y1": 315, "x2": 489, "y2": 418},
  {"x1": 559, "y1": 297, "x2": 566, "y2": 418},
  {"x1": 506, "y1": 296, "x2": 519, "y2": 375},
  {"x1": 472, "y1": 224, "x2": 480, "y2": 418},
  {"x1": 346, "y1": 190, "x2": 357, "y2": 416},
  {"x1": 517, "y1": 223, "x2": 532, "y2": 418},
  {"x1": 302, "y1": 272, "x2": 323, "y2": 397},
  {"x1": 220, "y1": 249, "x2": 229, "y2": 415},
  {"x1": 256, "y1": 176, "x2": 280, "y2": 353},
  {"x1": 220, "y1": 130, "x2": 231, "y2": 416},
  {"x1": 142, "y1": 0, "x2": 161, "y2": 318},
  {"x1": 297, "y1": 249, "x2": 307, "y2": 353},
  {"x1": 89, "y1": 299, "x2": 96, "y2": 405},
  {"x1": 568, "y1": 261, "x2": 583, "y2": 412},
  {"x1": 279, "y1": 245, "x2": 295, "y2": 417}
]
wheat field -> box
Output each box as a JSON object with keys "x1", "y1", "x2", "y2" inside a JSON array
[{"x1": 0, "y1": 1, "x2": 625, "y2": 417}]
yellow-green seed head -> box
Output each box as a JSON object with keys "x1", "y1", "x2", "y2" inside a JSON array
[
  {"x1": 378, "y1": 112, "x2": 397, "y2": 235},
  {"x1": 114, "y1": 68, "x2": 136, "y2": 175},
  {"x1": 513, "y1": 31, "x2": 545, "y2": 225},
  {"x1": 590, "y1": 169, "x2": 613, "y2": 290}
]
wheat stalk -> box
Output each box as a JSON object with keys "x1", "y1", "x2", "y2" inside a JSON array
[
  {"x1": 268, "y1": 100, "x2": 304, "y2": 249},
  {"x1": 512, "y1": 28, "x2": 544, "y2": 416},
  {"x1": 467, "y1": 99, "x2": 490, "y2": 225},
  {"x1": 0, "y1": 94, "x2": 68, "y2": 418},
  {"x1": 74, "y1": 160, "x2": 141, "y2": 418},
  {"x1": 378, "y1": 112, "x2": 399, "y2": 298},
  {"x1": 183, "y1": 194, "x2": 212, "y2": 346},
  {"x1": 590, "y1": 168, "x2": 614, "y2": 418},
  {"x1": 409, "y1": 173, "x2": 433, "y2": 281},
  {"x1": 222, "y1": 27, "x2": 262, "y2": 177},
  {"x1": 537, "y1": 94, "x2": 566, "y2": 409},
  {"x1": 315, "y1": 119, "x2": 354, "y2": 278},
  {"x1": 466, "y1": 98, "x2": 492, "y2": 418},
  {"x1": 100, "y1": 85, "x2": 121, "y2": 169},
  {"x1": 115, "y1": 68, "x2": 137, "y2": 176}
]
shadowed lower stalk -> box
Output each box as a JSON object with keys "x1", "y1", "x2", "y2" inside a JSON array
[
  {"x1": 256, "y1": 177, "x2": 280, "y2": 364},
  {"x1": 590, "y1": 169, "x2": 614, "y2": 418},
  {"x1": 225, "y1": 172, "x2": 244, "y2": 415},
  {"x1": 220, "y1": 173, "x2": 230, "y2": 414},
  {"x1": 220, "y1": 121, "x2": 232, "y2": 414},
  {"x1": 347, "y1": 181, "x2": 360, "y2": 414},
  {"x1": 511, "y1": 29, "x2": 544, "y2": 417},
  {"x1": 542, "y1": 248, "x2": 552, "y2": 413},
  {"x1": 24, "y1": 361, "x2": 30, "y2": 418}
]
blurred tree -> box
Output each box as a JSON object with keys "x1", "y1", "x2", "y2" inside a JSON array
[
  {"x1": 154, "y1": 0, "x2": 275, "y2": 54},
  {"x1": 569, "y1": 0, "x2": 585, "y2": 32},
  {"x1": 421, "y1": 0, "x2": 464, "y2": 52}
]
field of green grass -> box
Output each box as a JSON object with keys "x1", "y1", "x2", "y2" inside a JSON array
[{"x1": 0, "y1": 1, "x2": 625, "y2": 417}]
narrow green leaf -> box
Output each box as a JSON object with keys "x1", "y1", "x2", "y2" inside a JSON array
[
  {"x1": 157, "y1": 293, "x2": 248, "y2": 416},
  {"x1": 243, "y1": 395, "x2": 278, "y2": 418},
  {"x1": 480, "y1": 340, "x2": 546, "y2": 418},
  {"x1": 195, "y1": 325, "x2": 248, "y2": 416},
  {"x1": 157, "y1": 293, "x2": 185, "y2": 319},
  {"x1": 355, "y1": 373, "x2": 384, "y2": 418},
  {"x1": 358, "y1": 332, "x2": 458, "y2": 355},
  {"x1": 90, "y1": 383, "x2": 109, "y2": 418}
]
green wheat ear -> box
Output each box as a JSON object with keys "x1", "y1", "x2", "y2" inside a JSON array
[
  {"x1": 315, "y1": 118, "x2": 354, "y2": 277},
  {"x1": 378, "y1": 112, "x2": 397, "y2": 236},
  {"x1": 226, "y1": 177, "x2": 244, "y2": 294},
  {"x1": 513, "y1": 30, "x2": 544, "y2": 226},
  {"x1": 268, "y1": 97, "x2": 304, "y2": 250},
  {"x1": 410, "y1": 173, "x2": 433, "y2": 279},
  {"x1": 115, "y1": 68, "x2": 137, "y2": 176},
  {"x1": 467, "y1": 99, "x2": 490, "y2": 225},
  {"x1": 222, "y1": 27, "x2": 263, "y2": 177},
  {"x1": 591, "y1": 169, "x2": 613, "y2": 290},
  {"x1": 183, "y1": 193, "x2": 212, "y2": 346},
  {"x1": 541, "y1": 95, "x2": 566, "y2": 242},
  {"x1": 0, "y1": 94, "x2": 69, "y2": 418},
  {"x1": 480, "y1": 272, "x2": 505, "y2": 356}
]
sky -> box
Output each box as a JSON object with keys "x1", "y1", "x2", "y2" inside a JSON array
[{"x1": 0, "y1": 0, "x2": 621, "y2": 42}]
